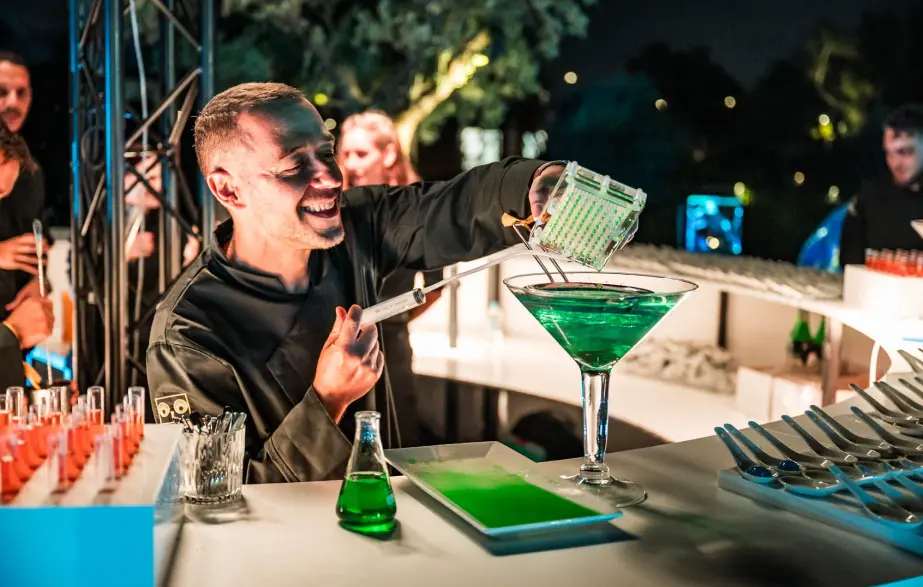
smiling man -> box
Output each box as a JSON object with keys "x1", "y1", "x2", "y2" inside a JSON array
[{"x1": 146, "y1": 82, "x2": 564, "y2": 483}]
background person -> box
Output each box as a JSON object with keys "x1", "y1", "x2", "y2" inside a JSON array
[{"x1": 338, "y1": 110, "x2": 443, "y2": 447}]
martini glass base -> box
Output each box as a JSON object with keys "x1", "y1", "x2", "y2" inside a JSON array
[{"x1": 560, "y1": 474, "x2": 648, "y2": 508}]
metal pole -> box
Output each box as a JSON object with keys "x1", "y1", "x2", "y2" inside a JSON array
[
  {"x1": 104, "y1": 0, "x2": 126, "y2": 404},
  {"x1": 68, "y1": 0, "x2": 82, "y2": 387},
  {"x1": 160, "y1": 0, "x2": 180, "y2": 287},
  {"x1": 199, "y1": 0, "x2": 216, "y2": 242}
]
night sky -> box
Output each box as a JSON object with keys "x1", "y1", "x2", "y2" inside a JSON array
[
  {"x1": 2, "y1": 0, "x2": 917, "y2": 86},
  {"x1": 546, "y1": 0, "x2": 917, "y2": 89}
]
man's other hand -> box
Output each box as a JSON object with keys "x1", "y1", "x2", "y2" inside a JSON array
[
  {"x1": 313, "y1": 305, "x2": 384, "y2": 422},
  {"x1": 0, "y1": 234, "x2": 47, "y2": 275},
  {"x1": 4, "y1": 297, "x2": 54, "y2": 349}
]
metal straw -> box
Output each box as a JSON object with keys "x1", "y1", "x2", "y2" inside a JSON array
[{"x1": 511, "y1": 220, "x2": 569, "y2": 283}]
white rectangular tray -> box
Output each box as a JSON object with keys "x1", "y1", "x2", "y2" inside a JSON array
[{"x1": 386, "y1": 441, "x2": 622, "y2": 537}]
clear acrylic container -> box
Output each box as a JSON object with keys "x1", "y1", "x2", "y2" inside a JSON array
[
  {"x1": 532, "y1": 161, "x2": 647, "y2": 270},
  {"x1": 181, "y1": 427, "x2": 246, "y2": 504}
]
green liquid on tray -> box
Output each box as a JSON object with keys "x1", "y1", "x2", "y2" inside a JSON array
[
  {"x1": 336, "y1": 472, "x2": 397, "y2": 533},
  {"x1": 415, "y1": 463, "x2": 600, "y2": 529},
  {"x1": 513, "y1": 282, "x2": 683, "y2": 370}
]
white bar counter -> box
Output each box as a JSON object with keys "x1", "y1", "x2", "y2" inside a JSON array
[
  {"x1": 169, "y1": 377, "x2": 923, "y2": 587},
  {"x1": 166, "y1": 253, "x2": 923, "y2": 586}
]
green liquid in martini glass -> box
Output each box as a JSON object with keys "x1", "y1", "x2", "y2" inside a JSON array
[{"x1": 511, "y1": 282, "x2": 684, "y2": 370}]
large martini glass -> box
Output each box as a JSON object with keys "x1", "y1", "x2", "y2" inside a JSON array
[{"x1": 504, "y1": 272, "x2": 698, "y2": 507}]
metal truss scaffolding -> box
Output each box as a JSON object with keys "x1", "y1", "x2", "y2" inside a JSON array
[{"x1": 68, "y1": 0, "x2": 215, "y2": 410}]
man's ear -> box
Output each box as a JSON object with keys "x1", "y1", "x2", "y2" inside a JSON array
[
  {"x1": 207, "y1": 170, "x2": 243, "y2": 210},
  {"x1": 382, "y1": 143, "x2": 398, "y2": 169}
]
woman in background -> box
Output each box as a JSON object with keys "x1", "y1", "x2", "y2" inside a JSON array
[{"x1": 338, "y1": 111, "x2": 442, "y2": 447}]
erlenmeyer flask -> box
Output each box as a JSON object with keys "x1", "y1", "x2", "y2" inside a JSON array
[{"x1": 336, "y1": 411, "x2": 396, "y2": 534}]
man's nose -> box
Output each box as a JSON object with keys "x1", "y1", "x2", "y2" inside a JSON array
[
  {"x1": 311, "y1": 159, "x2": 342, "y2": 189},
  {"x1": 2, "y1": 94, "x2": 20, "y2": 109}
]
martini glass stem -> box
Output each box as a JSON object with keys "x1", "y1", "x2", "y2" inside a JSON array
[{"x1": 579, "y1": 368, "x2": 611, "y2": 484}]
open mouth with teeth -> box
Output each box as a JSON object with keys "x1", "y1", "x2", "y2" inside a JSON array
[{"x1": 299, "y1": 198, "x2": 339, "y2": 220}]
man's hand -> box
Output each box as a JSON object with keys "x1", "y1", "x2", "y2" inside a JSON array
[
  {"x1": 4, "y1": 297, "x2": 54, "y2": 349},
  {"x1": 527, "y1": 161, "x2": 640, "y2": 246},
  {"x1": 313, "y1": 305, "x2": 385, "y2": 422},
  {"x1": 528, "y1": 162, "x2": 565, "y2": 221},
  {"x1": 0, "y1": 234, "x2": 47, "y2": 275},
  {"x1": 127, "y1": 231, "x2": 155, "y2": 261},
  {"x1": 6, "y1": 278, "x2": 43, "y2": 312}
]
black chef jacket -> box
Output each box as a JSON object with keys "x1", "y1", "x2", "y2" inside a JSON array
[
  {"x1": 840, "y1": 178, "x2": 923, "y2": 267},
  {"x1": 147, "y1": 157, "x2": 543, "y2": 483},
  {"x1": 0, "y1": 163, "x2": 49, "y2": 321}
]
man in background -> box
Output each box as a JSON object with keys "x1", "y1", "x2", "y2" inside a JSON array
[
  {"x1": 0, "y1": 51, "x2": 51, "y2": 324},
  {"x1": 0, "y1": 119, "x2": 54, "y2": 389},
  {"x1": 840, "y1": 104, "x2": 923, "y2": 266}
]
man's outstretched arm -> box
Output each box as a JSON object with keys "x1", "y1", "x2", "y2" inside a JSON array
[{"x1": 348, "y1": 157, "x2": 564, "y2": 276}]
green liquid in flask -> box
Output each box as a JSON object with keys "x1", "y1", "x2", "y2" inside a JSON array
[{"x1": 336, "y1": 471, "x2": 397, "y2": 534}]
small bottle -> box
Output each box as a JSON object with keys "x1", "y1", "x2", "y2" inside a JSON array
[
  {"x1": 788, "y1": 311, "x2": 812, "y2": 366},
  {"x1": 336, "y1": 411, "x2": 396, "y2": 534}
]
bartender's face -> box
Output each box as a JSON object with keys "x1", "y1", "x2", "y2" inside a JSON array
[
  {"x1": 229, "y1": 100, "x2": 344, "y2": 249},
  {"x1": 884, "y1": 127, "x2": 923, "y2": 187},
  {"x1": 0, "y1": 155, "x2": 19, "y2": 199}
]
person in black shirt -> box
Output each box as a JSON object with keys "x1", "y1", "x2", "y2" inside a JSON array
[
  {"x1": 338, "y1": 110, "x2": 442, "y2": 447},
  {"x1": 840, "y1": 104, "x2": 923, "y2": 266},
  {"x1": 146, "y1": 82, "x2": 563, "y2": 483},
  {"x1": 0, "y1": 119, "x2": 54, "y2": 389},
  {"x1": 0, "y1": 52, "x2": 51, "y2": 325}
]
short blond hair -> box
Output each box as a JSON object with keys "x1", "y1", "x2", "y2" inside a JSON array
[
  {"x1": 338, "y1": 110, "x2": 419, "y2": 188},
  {"x1": 193, "y1": 82, "x2": 307, "y2": 172}
]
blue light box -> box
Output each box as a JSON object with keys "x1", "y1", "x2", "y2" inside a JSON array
[{"x1": 682, "y1": 195, "x2": 743, "y2": 255}]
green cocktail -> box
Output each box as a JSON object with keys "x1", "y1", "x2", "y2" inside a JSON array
[
  {"x1": 512, "y1": 282, "x2": 685, "y2": 370},
  {"x1": 505, "y1": 272, "x2": 697, "y2": 507}
]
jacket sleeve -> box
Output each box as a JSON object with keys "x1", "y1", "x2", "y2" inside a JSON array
[
  {"x1": 147, "y1": 341, "x2": 352, "y2": 484},
  {"x1": 349, "y1": 157, "x2": 543, "y2": 276},
  {"x1": 839, "y1": 189, "x2": 868, "y2": 267},
  {"x1": 0, "y1": 325, "x2": 24, "y2": 386}
]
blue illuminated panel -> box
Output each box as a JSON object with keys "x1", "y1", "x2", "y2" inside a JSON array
[{"x1": 683, "y1": 195, "x2": 743, "y2": 255}]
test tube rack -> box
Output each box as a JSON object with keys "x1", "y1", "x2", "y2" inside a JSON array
[{"x1": 1, "y1": 424, "x2": 185, "y2": 587}]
